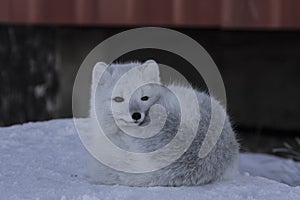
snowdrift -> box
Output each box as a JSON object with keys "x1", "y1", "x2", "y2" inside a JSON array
[{"x1": 0, "y1": 119, "x2": 299, "y2": 200}]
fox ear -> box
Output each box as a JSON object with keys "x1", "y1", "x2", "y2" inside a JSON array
[
  {"x1": 141, "y1": 60, "x2": 160, "y2": 83},
  {"x1": 92, "y1": 62, "x2": 112, "y2": 85}
]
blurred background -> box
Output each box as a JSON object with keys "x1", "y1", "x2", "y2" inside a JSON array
[{"x1": 0, "y1": 0, "x2": 300, "y2": 157}]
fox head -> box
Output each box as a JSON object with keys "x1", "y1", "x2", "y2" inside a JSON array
[{"x1": 90, "y1": 60, "x2": 162, "y2": 131}]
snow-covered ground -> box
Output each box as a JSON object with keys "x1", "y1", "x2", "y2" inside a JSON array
[{"x1": 0, "y1": 119, "x2": 300, "y2": 200}]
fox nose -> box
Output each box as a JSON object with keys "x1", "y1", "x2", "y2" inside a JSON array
[{"x1": 132, "y1": 112, "x2": 141, "y2": 120}]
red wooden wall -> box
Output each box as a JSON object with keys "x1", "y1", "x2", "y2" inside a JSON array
[{"x1": 0, "y1": 0, "x2": 300, "y2": 28}]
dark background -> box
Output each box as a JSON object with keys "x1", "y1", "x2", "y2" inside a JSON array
[{"x1": 1, "y1": 0, "x2": 300, "y2": 155}]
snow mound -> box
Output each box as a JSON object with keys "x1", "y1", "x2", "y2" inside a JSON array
[
  {"x1": 0, "y1": 119, "x2": 300, "y2": 200},
  {"x1": 240, "y1": 153, "x2": 300, "y2": 186}
]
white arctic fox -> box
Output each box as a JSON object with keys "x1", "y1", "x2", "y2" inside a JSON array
[{"x1": 88, "y1": 60, "x2": 239, "y2": 186}]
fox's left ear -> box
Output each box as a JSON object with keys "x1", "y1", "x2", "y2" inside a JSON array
[{"x1": 141, "y1": 60, "x2": 160, "y2": 83}]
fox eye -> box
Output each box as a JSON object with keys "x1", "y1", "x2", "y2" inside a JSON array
[
  {"x1": 141, "y1": 96, "x2": 149, "y2": 101},
  {"x1": 113, "y1": 96, "x2": 124, "y2": 103}
]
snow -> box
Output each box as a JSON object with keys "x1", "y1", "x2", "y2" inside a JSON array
[
  {"x1": 240, "y1": 153, "x2": 300, "y2": 186},
  {"x1": 0, "y1": 119, "x2": 300, "y2": 200}
]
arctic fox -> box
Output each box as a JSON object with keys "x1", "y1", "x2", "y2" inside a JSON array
[{"x1": 88, "y1": 60, "x2": 239, "y2": 186}]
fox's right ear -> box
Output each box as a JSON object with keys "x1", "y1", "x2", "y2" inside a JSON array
[{"x1": 92, "y1": 62, "x2": 111, "y2": 85}]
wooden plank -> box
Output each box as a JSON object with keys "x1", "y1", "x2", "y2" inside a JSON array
[
  {"x1": 0, "y1": 0, "x2": 10, "y2": 22},
  {"x1": 173, "y1": 0, "x2": 221, "y2": 27}
]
